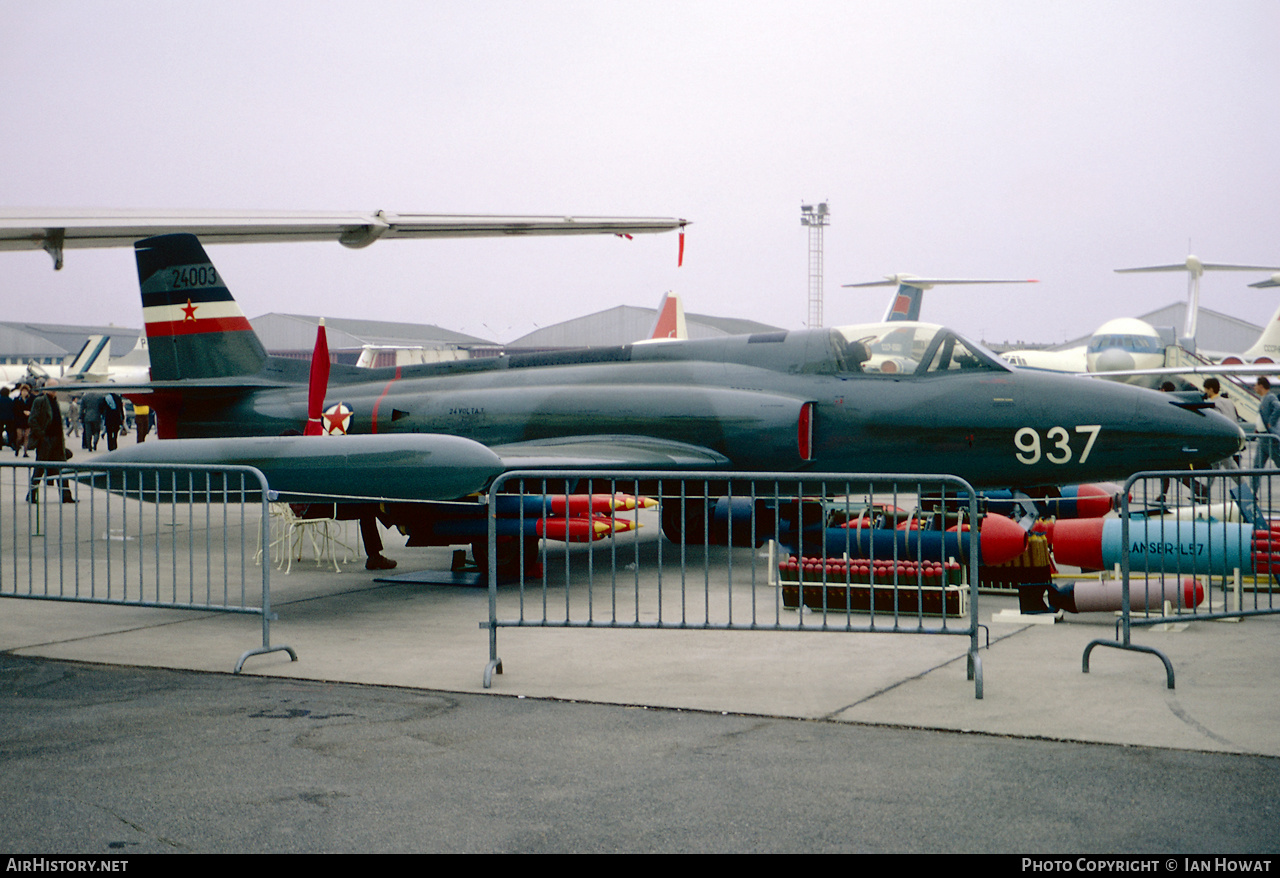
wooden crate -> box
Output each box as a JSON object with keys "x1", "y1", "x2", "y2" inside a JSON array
[{"x1": 779, "y1": 576, "x2": 967, "y2": 617}]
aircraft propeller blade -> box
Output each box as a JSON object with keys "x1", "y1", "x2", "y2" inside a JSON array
[{"x1": 304, "y1": 318, "x2": 330, "y2": 436}]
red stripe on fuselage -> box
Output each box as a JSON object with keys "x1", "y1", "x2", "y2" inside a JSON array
[
  {"x1": 145, "y1": 317, "x2": 256, "y2": 337},
  {"x1": 370, "y1": 366, "x2": 402, "y2": 434}
]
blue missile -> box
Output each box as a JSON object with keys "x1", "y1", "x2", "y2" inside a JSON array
[{"x1": 778, "y1": 513, "x2": 1026, "y2": 565}]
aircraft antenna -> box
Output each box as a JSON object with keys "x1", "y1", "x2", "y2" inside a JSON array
[{"x1": 800, "y1": 202, "x2": 830, "y2": 327}]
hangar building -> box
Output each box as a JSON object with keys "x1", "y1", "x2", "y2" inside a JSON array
[
  {"x1": 0, "y1": 322, "x2": 140, "y2": 368},
  {"x1": 507, "y1": 304, "x2": 783, "y2": 350},
  {"x1": 249, "y1": 313, "x2": 500, "y2": 364}
]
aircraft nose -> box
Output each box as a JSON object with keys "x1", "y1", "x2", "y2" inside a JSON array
[
  {"x1": 1093, "y1": 348, "x2": 1135, "y2": 372},
  {"x1": 1183, "y1": 407, "x2": 1245, "y2": 464},
  {"x1": 1122, "y1": 389, "x2": 1245, "y2": 473}
]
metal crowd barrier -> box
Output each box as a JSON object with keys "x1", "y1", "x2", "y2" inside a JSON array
[
  {"x1": 1083, "y1": 465, "x2": 1280, "y2": 688},
  {"x1": 0, "y1": 459, "x2": 296, "y2": 672},
  {"x1": 483, "y1": 470, "x2": 985, "y2": 698}
]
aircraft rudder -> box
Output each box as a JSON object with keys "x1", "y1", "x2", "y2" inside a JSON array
[
  {"x1": 648, "y1": 291, "x2": 687, "y2": 340},
  {"x1": 135, "y1": 233, "x2": 267, "y2": 380},
  {"x1": 884, "y1": 284, "x2": 923, "y2": 322},
  {"x1": 1242, "y1": 298, "x2": 1280, "y2": 362}
]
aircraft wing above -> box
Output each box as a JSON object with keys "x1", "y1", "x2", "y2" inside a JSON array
[
  {"x1": 1116, "y1": 261, "x2": 1280, "y2": 274},
  {"x1": 490, "y1": 435, "x2": 732, "y2": 471},
  {"x1": 1080, "y1": 363, "x2": 1280, "y2": 378},
  {"x1": 842, "y1": 276, "x2": 1037, "y2": 289},
  {"x1": 0, "y1": 209, "x2": 689, "y2": 269}
]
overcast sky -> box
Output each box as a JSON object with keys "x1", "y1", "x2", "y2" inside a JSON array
[{"x1": 2, "y1": 1, "x2": 1278, "y2": 346}]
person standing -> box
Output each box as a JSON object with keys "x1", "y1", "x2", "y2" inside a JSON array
[
  {"x1": 65, "y1": 395, "x2": 80, "y2": 438},
  {"x1": 1251, "y1": 377, "x2": 1280, "y2": 496},
  {"x1": 134, "y1": 402, "x2": 151, "y2": 443},
  {"x1": 100, "y1": 392, "x2": 124, "y2": 452},
  {"x1": 80, "y1": 390, "x2": 103, "y2": 451},
  {"x1": 27, "y1": 384, "x2": 74, "y2": 503},
  {"x1": 0, "y1": 387, "x2": 13, "y2": 451},
  {"x1": 1203, "y1": 378, "x2": 1240, "y2": 482},
  {"x1": 13, "y1": 384, "x2": 33, "y2": 457}
]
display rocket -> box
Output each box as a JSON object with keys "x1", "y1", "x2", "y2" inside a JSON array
[
  {"x1": 1045, "y1": 517, "x2": 1280, "y2": 576},
  {"x1": 780, "y1": 512, "x2": 1027, "y2": 566}
]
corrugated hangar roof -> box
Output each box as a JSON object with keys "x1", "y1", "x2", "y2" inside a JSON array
[
  {"x1": 250, "y1": 313, "x2": 497, "y2": 352},
  {"x1": 1138, "y1": 303, "x2": 1262, "y2": 355},
  {"x1": 0, "y1": 322, "x2": 140, "y2": 360},
  {"x1": 508, "y1": 304, "x2": 783, "y2": 348}
]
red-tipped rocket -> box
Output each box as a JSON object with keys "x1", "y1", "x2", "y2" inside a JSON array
[
  {"x1": 536, "y1": 514, "x2": 642, "y2": 542},
  {"x1": 829, "y1": 512, "x2": 1026, "y2": 565},
  {"x1": 948, "y1": 515, "x2": 1028, "y2": 567},
  {"x1": 1045, "y1": 518, "x2": 1271, "y2": 575},
  {"x1": 1061, "y1": 483, "x2": 1120, "y2": 519},
  {"x1": 980, "y1": 483, "x2": 1121, "y2": 519},
  {"x1": 1041, "y1": 518, "x2": 1106, "y2": 570},
  {"x1": 537, "y1": 517, "x2": 613, "y2": 542},
  {"x1": 494, "y1": 493, "x2": 656, "y2": 518},
  {"x1": 545, "y1": 492, "x2": 655, "y2": 515},
  {"x1": 1047, "y1": 576, "x2": 1204, "y2": 613}
]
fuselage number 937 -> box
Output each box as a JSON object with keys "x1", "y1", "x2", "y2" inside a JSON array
[{"x1": 1014, "y1": 425, "x2": 1101, "y2": 465}]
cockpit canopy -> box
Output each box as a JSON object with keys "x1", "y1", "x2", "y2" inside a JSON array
[
  {"x1": 829, "y1": 323, "x2": 1010, "y2": 376},
  {"x1": 1086, "y1": 333, "x2": 1164, "y2": 355}
]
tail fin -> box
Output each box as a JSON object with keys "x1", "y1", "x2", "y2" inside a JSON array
[
  {"x1": 112, "y1": 333, "x2": 150, "y2": 366},
  {"x1": 884, "y1": 283, "x2": 923, "y2": 322},
  {"x1": 647, "y1": 291, "x2": 687, "y2": 340},
  {"x1": 1242, "y1": 279, "x2": 1280, "y2": 363},
  {"x1": 136, "y1": 234, "x2": 267, "y2": 380},
  {"x1": 64, "y1": 334, "x2": 112, "y2": 377}
]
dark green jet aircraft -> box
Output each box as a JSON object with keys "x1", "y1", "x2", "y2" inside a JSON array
[{"x1": 100, "y1": 233, "x2": 1242, "y2": 545}]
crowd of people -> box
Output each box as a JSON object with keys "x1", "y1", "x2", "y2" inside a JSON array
[
  {"x1": 0, "y1": 381, "x2": 160, "y2": 504},
  {"x1": 0, "y1": 382, "x2": 154, "y2": 458}
]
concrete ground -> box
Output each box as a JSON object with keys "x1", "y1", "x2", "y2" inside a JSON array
[{"x1": 1, "y1": 434, "x2": 1278, "y2": 853}]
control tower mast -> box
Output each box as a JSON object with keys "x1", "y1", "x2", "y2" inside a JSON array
[{"x1": 800, "y1": 202, "x2": 830, "y2": 327}]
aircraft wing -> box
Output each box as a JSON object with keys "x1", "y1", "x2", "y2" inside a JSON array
[
  {"x1": 89, "y1": 433, "x2": 729, "y2": 503},
  {"x1": 84, "y1": 434, "x2": 506, "y2": 503},
  {"x1": 1080, "y1": 364, "x2": 1280, "y2": 378},
  {"x1": 490, "y1": 435, "x2": 732, "y2": 471},
  {"x1": 1116, "y1": 262, "x2": 1280, "y2": 274},
  {"x1": 0, "y1": 209, "x2": 689, "y2": 269},
  {"x1": 841, "y1": 276, "x2": 1037, "y2": 323},
  {"x1": 62, "y1": 377, "x2": 297, "y2": 395},
  {"x1": 842, "y1": 276, "x2": 1037, "y2": 288}
]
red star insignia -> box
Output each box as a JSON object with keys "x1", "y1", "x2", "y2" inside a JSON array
[
  {"x1": 181, "y1": 299, "x2": 198, "y2": 321},
  {"x1": 323, "y1": 407, "x2": 350, "y2": 434}
]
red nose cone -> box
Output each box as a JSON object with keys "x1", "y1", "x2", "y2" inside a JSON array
[
  {"x1": 975, "y1": 514, "x2": 1028, "y2": 565},
  {"x1": 1183, "y1": 577, "x2": 1205, "y2": 608},
  {"x1": 1045, "y1": 518, "x2": 1107, "y2": 570},
  {"x1": 1072, "y1": 483, "x2": 1118, "y2": 519}
]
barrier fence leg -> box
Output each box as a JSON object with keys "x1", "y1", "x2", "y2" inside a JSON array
[{"x1": 1083, "y1": 638, "x2": 1176, "y2": 690}]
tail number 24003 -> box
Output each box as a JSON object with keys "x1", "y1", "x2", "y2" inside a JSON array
[{"x1": 1014, "y1": 425, "x2": 1101, "y2": 465}]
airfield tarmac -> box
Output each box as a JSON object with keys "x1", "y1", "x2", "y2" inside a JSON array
[{"x1": 1, "y1": 434, "x2": 1278, "y2": 853}]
